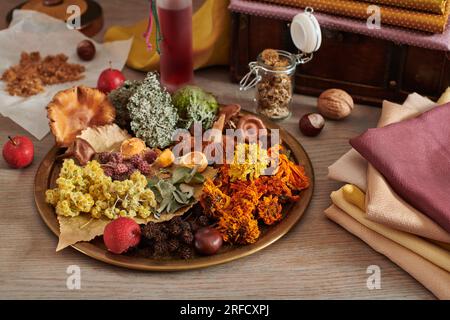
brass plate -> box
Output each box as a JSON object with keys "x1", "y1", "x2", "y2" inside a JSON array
[{"x1": 34, "y1": 113, "x2": 314, "y2": 271}]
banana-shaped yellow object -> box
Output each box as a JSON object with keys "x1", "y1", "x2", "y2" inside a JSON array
[{"x1": 104, "y1": 0, "x2": 231, "y2": 72}]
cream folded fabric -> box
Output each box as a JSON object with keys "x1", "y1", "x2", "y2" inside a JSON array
[
  {"x1": 328, "y1": 149, "x2": 367, "y2": 192},
  {"x1": 331, "y1": 187, "x2": 450, "y2": 272},
  {"x1": 324, "y1": 205, "x2": 450, "y2": 300},
  {"x1": 328, "y1": 93, "x2": 450, "y2": 243}
]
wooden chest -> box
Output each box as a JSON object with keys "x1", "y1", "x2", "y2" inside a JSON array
[{"x1": 230, "y1": 13, "x2": 450, "y2": 106}]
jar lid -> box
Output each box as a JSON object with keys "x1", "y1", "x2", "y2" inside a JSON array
[{"x1": 290, "y1": 8, "x2": 322, "y2": 54}]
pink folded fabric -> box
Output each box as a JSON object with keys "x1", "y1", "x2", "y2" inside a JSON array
[{"x1": 350, "y1": 103, "x2": 450, "y2": 233}]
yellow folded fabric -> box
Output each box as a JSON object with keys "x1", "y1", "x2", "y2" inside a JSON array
[
  {"x1": 258, "y1": 0, "x2": 450, "y2": 33},
  {"x1": 438, "y1": 87, "x2": 450, "y2": 104},
  {"x1": 103, "y1": 0, "x2": 231, "y2": 72},
  {"x1": 366, "y1": 0, "x2": 447, "y2": 14},
  {"x1": 331, "y1": 186, "x2": 450, "y2": 272},
  {"x1": 325, "y1": 205, "x2": 450, "y2": 299}
]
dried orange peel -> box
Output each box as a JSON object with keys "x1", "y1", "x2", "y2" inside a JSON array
[
  {"x1": 120, "y1": 138, "x2": 147, "y2": 158},
  {"x1": 47, "y1": 86, "x2": 116, "y2": 147}
]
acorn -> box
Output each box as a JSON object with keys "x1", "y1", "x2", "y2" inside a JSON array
[{"x1": 299, "y1": 113, "x2": 325, "y2": 137}]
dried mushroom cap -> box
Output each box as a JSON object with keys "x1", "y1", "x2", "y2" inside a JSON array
[
  {"x1": 218, "y1": 104, "x2": 241, "y2": 124},
  {"x1": 47, "y1": 86, "x2": 116, "y2": 147},
  {"x1": 237, "y1": 115, "x2": 267, "y2": 142}
]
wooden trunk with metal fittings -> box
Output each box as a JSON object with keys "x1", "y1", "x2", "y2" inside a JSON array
[{"x1": 229, "y1": 12, "x2": 450, "y2": 106}]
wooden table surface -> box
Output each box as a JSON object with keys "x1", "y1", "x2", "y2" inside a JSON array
[{"x1": 0, "y1": 0, "x2": 434, "y2": 299}]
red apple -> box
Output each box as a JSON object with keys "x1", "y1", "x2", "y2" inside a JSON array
[
  {"x1": 103, "y1": 217, "x2": 141, "y2": 254},
  {"x1": 97, "y1": 66, "x2": 125, "y2": 94},
  {"x1": 2, "y1": 136, "x2": 34, "y2": 169}
]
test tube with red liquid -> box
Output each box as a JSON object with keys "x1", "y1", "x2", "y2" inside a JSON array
[{"x1": 157, "y1": 0, "x2": 194, "y2": 92}]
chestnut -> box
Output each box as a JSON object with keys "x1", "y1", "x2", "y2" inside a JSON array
[
  {"x1": 194, "y1": 227, "x2": 223, "y2": 256},
  {"x1": 77, "y1": 40, "x2": 96, "y2": 61},
  {"x1": 299, "y1": 113, "x2": 325, "y2": 137}
]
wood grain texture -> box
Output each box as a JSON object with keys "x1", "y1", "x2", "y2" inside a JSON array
[{"x1": 0, "y1": 0, "x2": 434, "y2": 299}]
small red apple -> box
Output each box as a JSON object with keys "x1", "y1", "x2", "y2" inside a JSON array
[
  {"x1": 2, "y1": 136, "x2": 34, "y2": 169},
  {"x1": 103, "y1": 217, "x2": 141, "y2": 254},
  {"x1": 97, "y1": 65, "x2": 125, "y2": 94}
]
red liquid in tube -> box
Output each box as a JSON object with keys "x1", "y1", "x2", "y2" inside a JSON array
[{"x1": 157, "y1": 0, "x2": 194, "y2": 92}]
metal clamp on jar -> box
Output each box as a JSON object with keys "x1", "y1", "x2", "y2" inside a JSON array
[{"x1": 240, "y1": 8, "x2": 322, "y2": 120}]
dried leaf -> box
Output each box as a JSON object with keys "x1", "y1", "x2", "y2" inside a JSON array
[{"x1": 77, "y1": 123, "x2": 131, "y2": 153}]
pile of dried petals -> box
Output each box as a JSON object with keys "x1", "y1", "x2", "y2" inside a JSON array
[{"x1": 200, "y1": 144, "x2": 309, "y2": 244}]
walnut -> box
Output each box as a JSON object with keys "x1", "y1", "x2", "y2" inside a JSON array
[{"x1": 317, "y1": 89, "x2": 354, "y2": 120}]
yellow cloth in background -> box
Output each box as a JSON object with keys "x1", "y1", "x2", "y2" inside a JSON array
[
  {"x1": 103, "y1": 0, "x2": 231, "y2": 72},
  {"x1": 325, "y1": 205, "x2": 450, "y2": 299},
  {"x1": 331, "y1": 186, "x2": 450, "y2": 273},
  {"x1": 367, "y1": 0, "x2": 447, "y2": 14},
  {"x1": 258, "y1": 0, "x2": 450, "y2": 33}
]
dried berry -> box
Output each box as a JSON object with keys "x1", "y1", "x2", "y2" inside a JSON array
[
  {"x1": 98, "y1": 152, "x2": 111, "y2": 164},
  {"x1": 137, "y1": 161, "x2": 151, "y2": 175},
  {"x1": 153, "y1": 241, "x2": 169, "y2": 257},
  {"x1": 129, "y1": 154, "x2": 143, "y2": 167},
  {"x1": 154, "y1": 230, "x2": 168, "y2": 243},
  {"x1": 167, "y1": 238, "x2": 180, "y2": 253},
  {"x1": 198, "y1": 215, "x2": 210, "y2": 227},
  {"x1": 180, "y1": 221, "x2": 191, "y2": 232},
  {"x1": 168, "y1": 223, "x2": 182, "y2": 237},
  {"x1": 112, "y1": 173, "x2": 128, "y2": 181},
  {"x1": 141, "y1": 223, "x2": 160, "y2": 239},
  {"x1": 177, "y1": 245, "x2": 194, "y2": 259},
  {"x1": 189, "y1": 221, "x2": 200, "y2": 233},
  {"x1": 114, "y1": 163, "x2": 129, "y2": 175},
  {"x1": 180, "y1": 230, "x2": 194, "y2": 245},
  {"x1": 102, "y1": 166, "x2": 114, "y2": 177},
  {"x1": 126, "y1": 162, "x2": 137, "y2": 174},
  {"x1": 110, "y1": 152, "x2": 123, "y2": 163},
  {"x1": 143, "y1": 149, "x2": 158, "y2": 164}
]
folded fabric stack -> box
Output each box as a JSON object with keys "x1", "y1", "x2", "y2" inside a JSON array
[
  {"x1": 327, "y1": 91, "x2": 450, "y2": 299},
  {"x1": 256, "y1": 0, "x2": 450, "y2": 33}
]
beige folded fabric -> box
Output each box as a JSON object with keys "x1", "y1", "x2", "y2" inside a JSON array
[
  {"x1": 331, "y1": 188, "x2": 450, "y2": 272},
  {"x1": 328, "y1": 149, "x2": 367, "y2": 192},
  {"x1": 325, "y1": 205, "x2": 450, "y2": 300},
  {"x1": 328, "y1": 93, "x2": 450, "y2": 243}
]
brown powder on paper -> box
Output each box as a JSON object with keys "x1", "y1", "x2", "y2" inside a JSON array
[{"x1": 1, "y1": 51, "x2": 85, "y2": 97}]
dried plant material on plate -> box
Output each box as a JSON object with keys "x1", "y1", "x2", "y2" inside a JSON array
[
  {"x1": 1, "y1": 52, "x2": 85, "y2": 97},
  {"x1": 47, "y1": 86, "x2": 116, "y2": 147},
  {"x1": 57, "y1": 138, "x2": 96, "y2": 166},
  {"x1": 78, "y1": 124, "x2": 131, "y2": 153},
  {"x1": 54, "y1": 163, "x2": 217, "y2": 250}
]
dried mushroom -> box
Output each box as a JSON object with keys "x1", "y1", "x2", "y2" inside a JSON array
[
  {"x1": 237, "y1": 115, "x2": 267, "y2": 142},
  {"x1": 47, "y1": 86, "x2": 116, "y2": 147},
  {"x1": 57, "y1": 138, "x2": 96, "y2": 166}
]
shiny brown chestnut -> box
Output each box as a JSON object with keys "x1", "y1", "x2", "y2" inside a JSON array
[
  {"x1": 299, "y1": 113, "x2": 325, "y2": 137},
  {"x1": 194, "y1": 227, "x2": 223, "y2": 256},
  {"x1": 77, "y1": 40, "x2": 96, "y2": 61}
]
